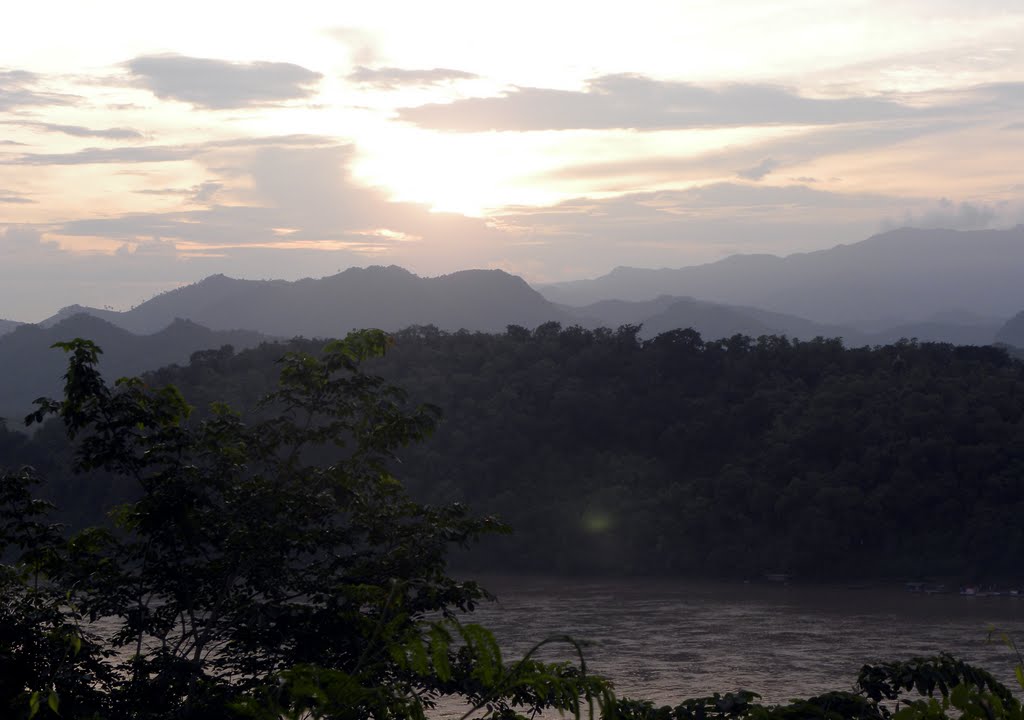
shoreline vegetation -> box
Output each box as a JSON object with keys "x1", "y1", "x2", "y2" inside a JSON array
[{"x1": 3, "y1": 330, "x2": 1024, "y2": 718}]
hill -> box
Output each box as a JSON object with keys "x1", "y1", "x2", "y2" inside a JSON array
[
  {"x1": 562, "y1": 295, "x2": 867, "y2": 343},
  {"x1": 996, "y1": 311, "x2": 1024, "y2": 348},
  {"x1": 40, "y1": 266, "x2": 574, "y2": 337},
  {"x1": 0, "y1": 319, "x2": 22, "y2": 337},
  {"x1": 537, "y1": 227, "x2": 1024, "y2": 330},
  {"x1": 0, "y1": 314, "x2": 265, "y2": 421}
]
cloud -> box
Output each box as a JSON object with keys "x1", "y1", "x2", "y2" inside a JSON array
[
  {"x1": 326, "y1": 27, "x2": 380, "y2": 65},
  {"x1": 397, "y1": 74, "x2": 919, "y2": 132},
  {"x1": 125, "y1": 54, "x2": 323, "y2": 109},
  {"x1": 46, "y1": 143, "x2": 496, "y2": 252},
  {"x1": 0, "y1": 69, "x2": 75, "y2": 111},
  {"x1": 202, "y1": 134, "x2": 331, "y2": 149},
  {"x1": 323, "y1": 26, "x2": 380, "y2": 65},
  {"x1": 6, "y1": 121, "x2": 143, "y2": 140},
  {"x1": 347, "y1": 66, "x2": 478, "y2": 89},
  {"x1": 134, "y1": 181, "x2": 223, "y2": 204},
  {"x1": 0, "y1": 142, "x2": 522, "y2": 319},
  {"x1": 3, "y1": 225, "x2": 59, "y2": 252},
  {"x1": 476, "y1": 182, "x2": 933, "y2": 276},
  {"x1": 0, "y1": 194, "x2": 34, "y2": 204},
  {"x1": 19, "y1": 142, "x2": 516, "y2": 285},
  {"x1": 736, "y1": 158, "x2": 779, "y2": 181},
  {"x1": 6, "y1": 134, "x2": 335, "y2": 166},
  {"x1": 881, "y1": 198, "x2": 1009, "y2": 231},
  {"x1": 11, "y1": 145, "x2": 198, "y2": 165},
  {"x1": 540, "y1": 119, "x2": 968, "y2": 187},
  {"x1": 0, "y1": 188, "x2": 34, "y2": 204},
  {"x1": 191, "y1": 181, "x2": 222, "y2": 203}
]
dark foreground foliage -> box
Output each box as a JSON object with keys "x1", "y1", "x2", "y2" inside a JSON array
[{"x1": 614, "y1": 653, "x2": 1024, "y2": 720}]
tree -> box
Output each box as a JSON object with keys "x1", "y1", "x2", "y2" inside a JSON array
[{"x1": 2, "y1": 332, "x2": 610, "y2": 719}]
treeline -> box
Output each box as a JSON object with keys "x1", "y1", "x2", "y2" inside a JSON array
[{"x1": 4, "y1": 323, "x2": 1024, "y2": 580}]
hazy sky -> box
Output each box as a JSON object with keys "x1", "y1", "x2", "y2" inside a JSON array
[{"x1": 3, "y1": 0, "x2": 1024, "y2": 320}]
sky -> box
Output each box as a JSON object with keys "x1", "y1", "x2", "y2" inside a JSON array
[{"x1": 3, "y1": 0, "x2": 1024, "y2": 321}]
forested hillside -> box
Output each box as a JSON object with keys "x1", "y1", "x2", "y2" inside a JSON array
[{"x1": 5, "y1": 324, "x2": 1024, "y2": 581}]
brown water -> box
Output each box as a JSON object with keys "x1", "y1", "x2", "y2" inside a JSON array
[{"x1": 457, "y1": 576, "x2": 1024, "y2": 707}]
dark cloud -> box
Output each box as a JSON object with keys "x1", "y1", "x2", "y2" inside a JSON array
[
  {"x1": 0, "y1": 69, "x2": 75, "y2": 111},
  {"x1": 4, "y1": 120, "x2": 143, "y2": 139},
  {"x1": 126, "y1": 54, "x2": 323, "y2": 109},
  {"x1": 347, "y1": 66, "x2": 478, "y2": 89},
  {"x1": 397, "y1": 74, "x2": 918, "y2": 132},
  {"x1": 736, "y1": 158, "x2": 779, "y2": 181}
]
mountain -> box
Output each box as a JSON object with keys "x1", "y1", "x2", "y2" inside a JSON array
[
  {"x1": 40, "y1": 267, "x2": 574, "y2": 337},
  {"x1": 39, "y1": 304, "x2": 126, "y2": 328},
  {"x1": 865, "y1": 321, "x2": 1001, "y2": 346},
  {"x1": 0, "y1": 315, "x2": 265, "y2": 421},
  {"x1": 996, "y1": 311, "x2": 1024, "y2": 348},
  {"x1": 561, "y1": 295, "x2": 868, "y2": 343},
  {"x1": 537, "y1": 227, "x2": 1024, "y2": 330},
  {"x1": 0, "y1": 319, "x2": 23, "y2": 338}
]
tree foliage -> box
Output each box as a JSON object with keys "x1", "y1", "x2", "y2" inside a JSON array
[
  {"x1": 1, "y1": 332, "x2": 609, "y2": 719},
  {"x1": 5, "y1": 329, "x2": 1024, "y2": 718},
  {"x1": 48, "y1": 323, "x2": 1022, "y2": 580}
]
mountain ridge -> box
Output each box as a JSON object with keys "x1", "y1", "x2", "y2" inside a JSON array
[
  {"x1": 0, "y1": 319, "x2": 23, "y2": 338},
  {"x1": 537, "y1": 226, "x2": 1024, "y2": 328},
  {"x1": 0, "y1": 314, "x2": 266, "y2": 421},
  {"x1": 38, "y1": 266, "x2": 572, "y2": 337}
]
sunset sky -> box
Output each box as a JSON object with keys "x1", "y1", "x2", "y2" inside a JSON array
[{"x1": 3, "y1": 0, "x2": 1024, "y2": 320}]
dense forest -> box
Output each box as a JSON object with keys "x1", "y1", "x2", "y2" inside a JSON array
[{"x1": 4, "y1": 323, "x2": 1024, "y2": 581}]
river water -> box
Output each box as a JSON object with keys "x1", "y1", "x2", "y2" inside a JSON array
[{"x1": 452, "y1": 576, "x2": 1024, "y2": 709}]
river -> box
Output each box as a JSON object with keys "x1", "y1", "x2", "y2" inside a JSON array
[{"x1": 452, "y1": 576, "x2": 1024, "y2": 709}]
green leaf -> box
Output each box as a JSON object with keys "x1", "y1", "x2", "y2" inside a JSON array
[{"x1": 47, "y1": 691, "x2": 60, "y2": 714}]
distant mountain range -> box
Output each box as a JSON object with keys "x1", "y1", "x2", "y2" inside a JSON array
[
  {"x1": 538, "y1": 226, "x2": 1024, "y2": 330},
  {"x1": 2, "y1": 228, "x2": 1022, "y2": 421},
  {"x1": 561, "y1": 295, "x2": 1007, "y2": 346},
  {"x1": 39, "y1": 266, "x2": 573, "y2": 337},
  {"x1": 0, "y1": 314, "x2": 264, "y2": 422}
]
